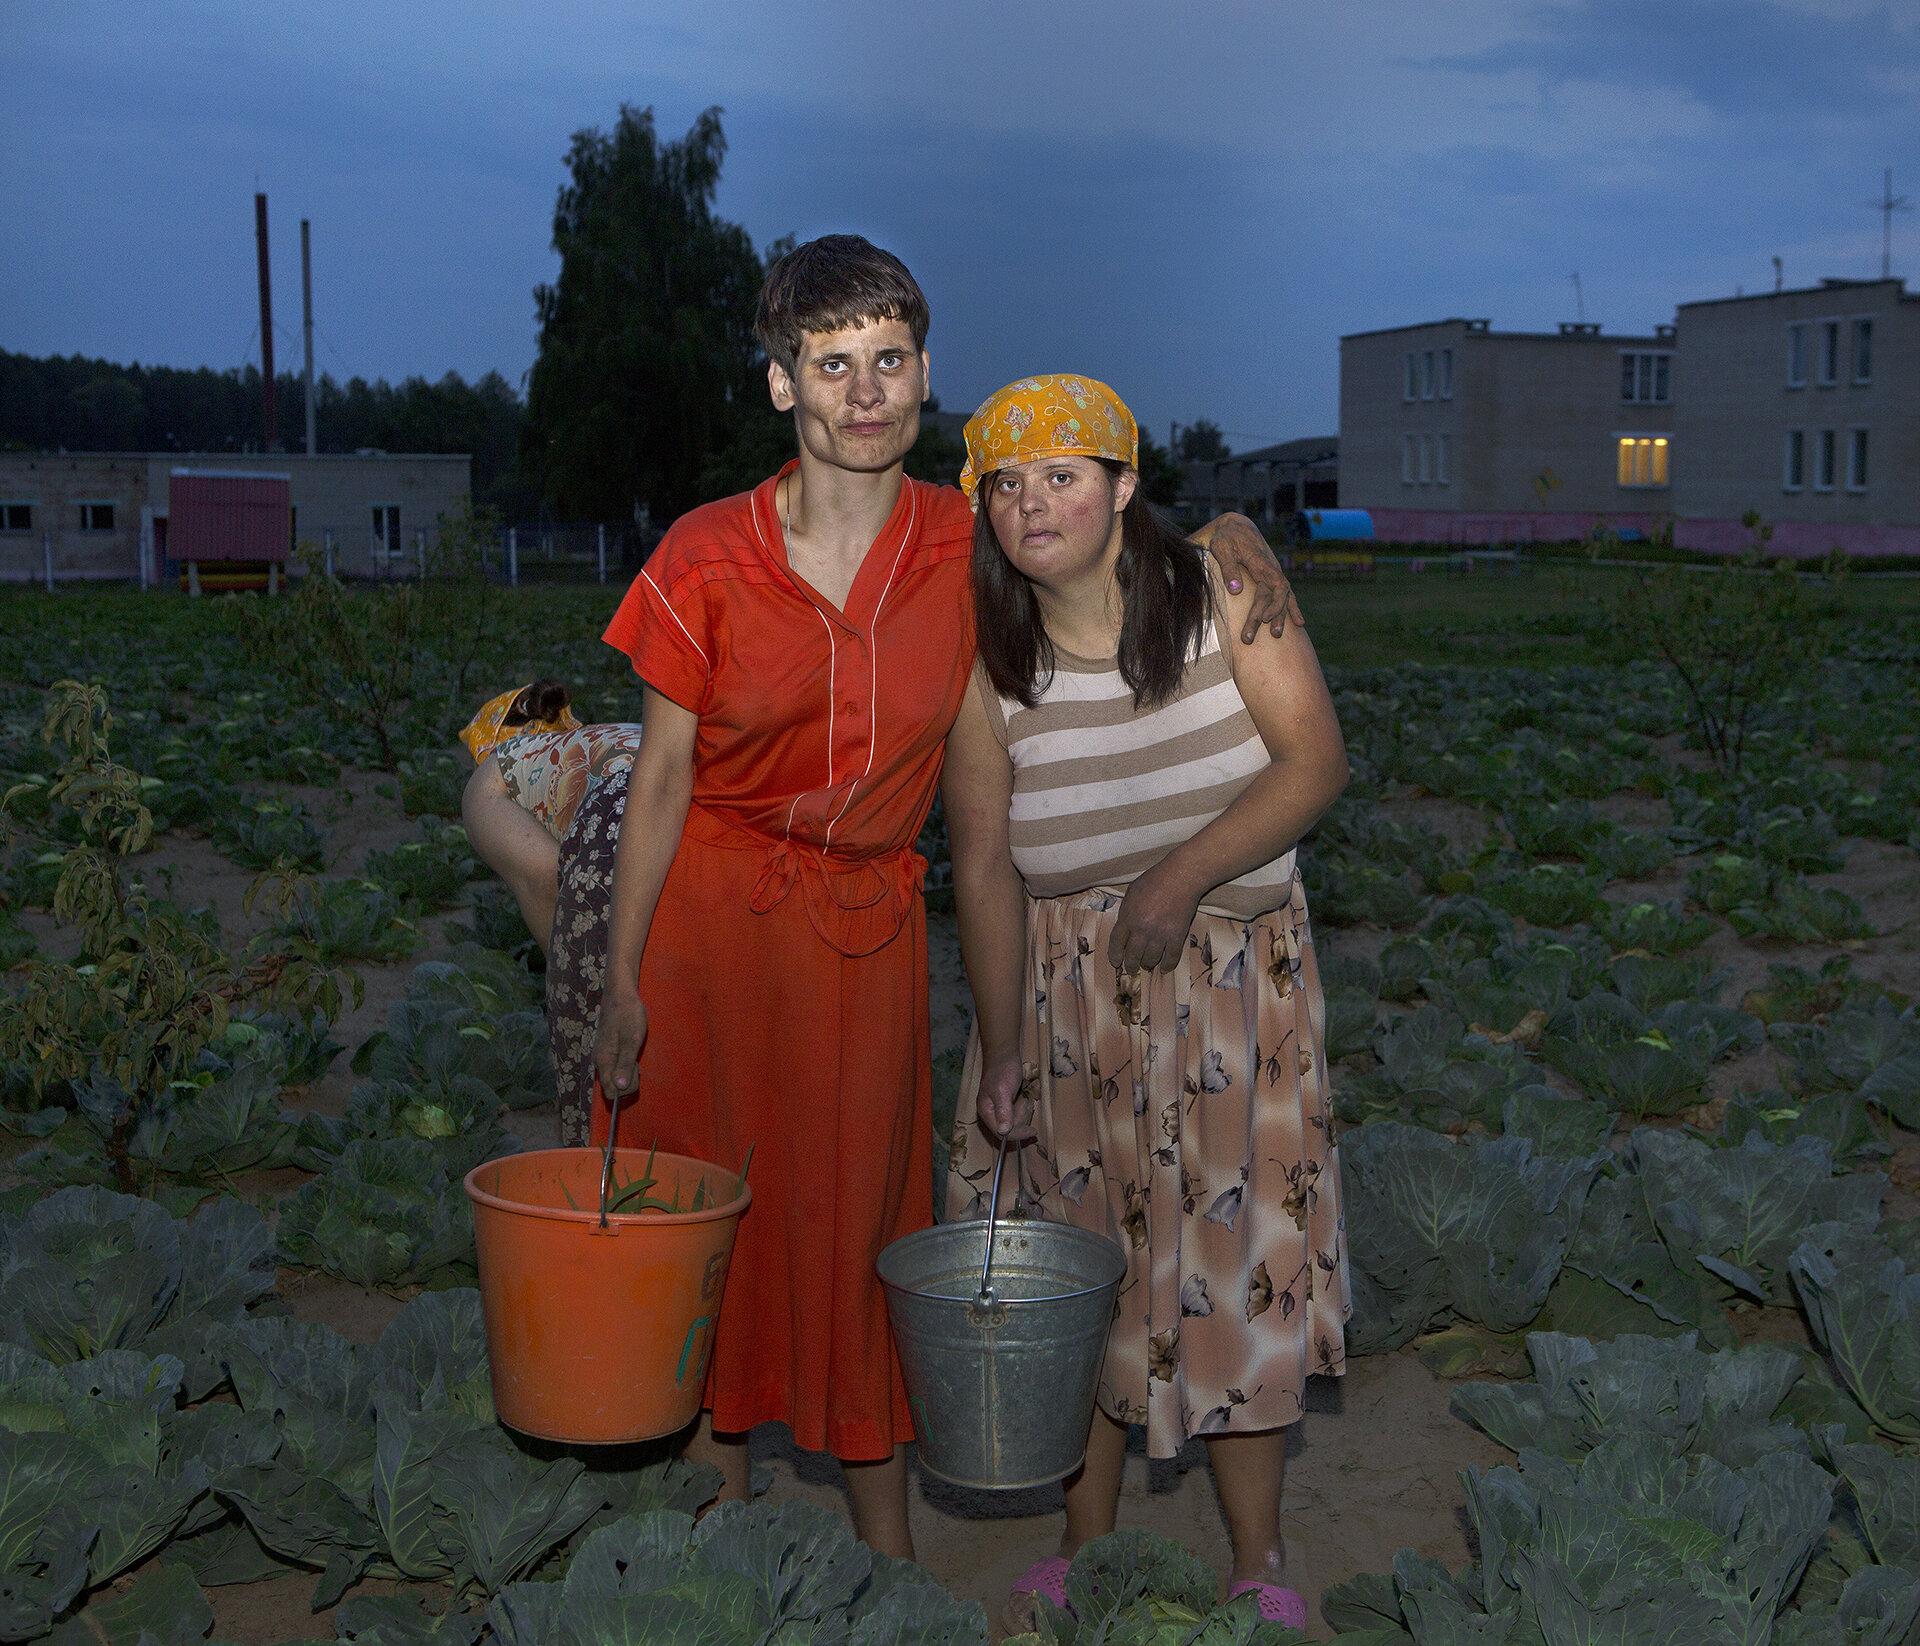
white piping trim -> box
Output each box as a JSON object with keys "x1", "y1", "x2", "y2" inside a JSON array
[
  {"x1": 641, "y1": 566, "x2": 711, "y2": 669},
  {"x1": 825, "y1": 482, "x2": 919, "y2": 846}
]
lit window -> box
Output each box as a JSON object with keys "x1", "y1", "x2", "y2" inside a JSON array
[
  {"x1": 1783, "y1": 430, "x2": 1805, "y2": 491},
  {"x1": 1437, "y1": 432, "x2": 1451, "y2": 485},
  {"x1": 1616, "y1": 436, "x2": 1669, "y2": 488},
  {"x1": 1786, "y1": 323, "x2": 1806, "y2": 387},
  {"x1": 1852, "y1": 319, "x2": 1873, "y2": 384},
  {"x1": 1619, "y1": 352, "x2": 1672, "y2": 404},
  {"x1": 1403, "y1": 353, "x2": 1417, "y2": 402},
  {"x1": 1439, "y1": 349, "x2": 1453, "y2": 399},
  {"x1": 78, "y1": 502, "x2": 115, "y2": 531},
  {"x1": 1819, "y1": 320, "x2": 1840, "y2": 385},
  {"x1": 1815, "y1": 429, "x2": 1836, "y2": 491},
  {"x1": 1402, "y1": 434, "x2": 1416, "y2": 483},
  {"x1": 0, "y1": 502, "x2": 30, "y2": 532},
  {"x1": 1422, "y1": 350, "x2": 1435, "y2": 400},
  {"x1": 1847, "y1": 428, "x2": 1869, "y2": 491}
]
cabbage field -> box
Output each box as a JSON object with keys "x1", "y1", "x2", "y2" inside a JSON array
[{"x1": 2, "y1": 567, "x2": 1918, "y2": 1646}]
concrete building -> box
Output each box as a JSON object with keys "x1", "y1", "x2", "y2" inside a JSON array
[
  {"x1": 1339, "y1": 278, "x2": 1920, "y2": 556},
  {"x1": 0, "y1": 451, "x2": 471, "y2": 585},
  {"x1": 1672, "y1": 278, "x2": 1918, "y2": 555},
  {"x1": 1177, "y1": 437, "x2": 1338, "y2": 524}
]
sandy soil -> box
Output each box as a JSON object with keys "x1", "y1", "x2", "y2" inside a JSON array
[{"x1": 7, "y1": 762, "x2": 1917, "y2": 1642}]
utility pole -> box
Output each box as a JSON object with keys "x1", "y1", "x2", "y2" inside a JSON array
[
  {"x1": 1866, "y1": 168, "x2": 1911, "y2": 280},
  {"x1": 301, "y1": 218, "x2": 317, "y2": 455},
  {"x1": 1772, "y1": 256, "x2": 1783, "y2": 294},
  {"x1": 254, "y1": 193, "x2": 277, "y2": 451}
]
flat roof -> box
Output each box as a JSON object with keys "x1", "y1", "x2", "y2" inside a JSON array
[
  {"x1": 1675, "y1": 276, "x2": 1911, "y2": 311},
  {"x1": 1340, "y1": 320, "x2": 1668, "y2": 343}
]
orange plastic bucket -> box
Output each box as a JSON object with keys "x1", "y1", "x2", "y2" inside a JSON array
[{"x1": 464, "y1": 1147, "x2": 750, "y2": 1443}]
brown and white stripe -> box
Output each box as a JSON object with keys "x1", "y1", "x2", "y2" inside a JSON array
[{"x1": 978, "y1": 619, "x2": 1293, "y2": 920}]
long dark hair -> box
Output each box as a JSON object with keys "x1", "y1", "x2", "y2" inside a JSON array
[{"x1": 972, "y1": 459, "x2": 1212, "y2": 710}]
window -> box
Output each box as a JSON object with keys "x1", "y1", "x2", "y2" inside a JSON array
[
  {"x1": 1620, "y1": 351, "x2": 1672, "y2": 404},
  {"x1": 1616, "y1": 435, "x2": 1670, "y2": 488},
  {"x1": 1421, "y1": 350, "x2": 1436, "y2": 400},
  {"x1": 372, "y1": 504, "x2": 401, "y2": 560},
  {"x1": 77, "y1": 502, "x2": 115, "y2": 531},
  {"x1": 1852, "y1": 318, "x2": 1873, "y2": 384},
  {"x1": 1786, "y1": 323, "x2": 1807, "y2": 387},
  {"x1": 1401, "y1": 434, "x2": 1416, "y2": 484},
  {"x1": 1436, "y1": 433, "x2": 1451, "y2": 484},
  {"x1": 1418, "y1": 434, "x2": 1433, "y2": 483},
  {"x1": 0, "y1": 503, "x2": 30, "y2": 532},
  {"x1": 1403, "y1": 353, "x2": 1417, "y2": 402},
  {"x1": 1440, "y1": 348, "x2": 1453, "y2": 399},
  {"x1": 1783, "y1": 430, "x2": 1805, "y2": 491},
  {"x1": 1819, "y1": 320, "x2": 1840, "y2": 386},
  {"x1": 1815, "y1": 429, "x2": 1836, "y2": 491},
  {"x1": 1847, "y1": 428, "x2": 1869, "y2": 491}
]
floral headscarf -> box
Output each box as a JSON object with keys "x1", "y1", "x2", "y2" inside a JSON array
[
  {"x1": 958, "y1": 374, "x2": 1139, "y2": 506},
  {"x1": 460, "y1": 684, "x2": 579, "y2": 764}
]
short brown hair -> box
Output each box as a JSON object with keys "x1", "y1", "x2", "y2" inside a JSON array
[{"x1": 755, "y1": 235, "x2": 930, "y2": 372}]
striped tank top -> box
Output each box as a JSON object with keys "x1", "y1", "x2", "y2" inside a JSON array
[{"x1": 977, "y1": 617, "x2": 1294, "y2": 920}]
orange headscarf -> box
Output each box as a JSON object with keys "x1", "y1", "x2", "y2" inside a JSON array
[
  {"x1": 460, "y1": 684, "x2": 579, "y2": 764},
  {"x1": 958, "y1": 374, "x2": 1139, "y2": 506}
]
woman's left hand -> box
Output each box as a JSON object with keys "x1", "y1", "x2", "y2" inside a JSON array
[
  {"x1": 1108, "y1": 860, "x2": 1203, "y2": 974},
  {"x1": 1204, "y1": 513, "x2": 1303, "y2": 643}
]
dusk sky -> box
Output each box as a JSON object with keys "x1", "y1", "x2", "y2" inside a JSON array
[{"x1": 4, "y1": 1, "x2": 1916, "y2": 448}]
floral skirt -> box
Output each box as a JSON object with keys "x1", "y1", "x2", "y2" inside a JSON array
[
  {"x1": 945, "y1": 876, "x2": 1349, "y2": 1458},
  {"x1": 546, "y1": 768, "x2": 629, "y2": 1146},
  {"x1": 497, "y1": 724, "x2": 643, "y2": 844}
]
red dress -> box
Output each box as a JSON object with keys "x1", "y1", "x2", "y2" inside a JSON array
[{"x1": 598, "y1": 463, "x2": 975, "y2": 1460}]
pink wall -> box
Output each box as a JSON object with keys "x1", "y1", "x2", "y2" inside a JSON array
[{"x1": 1365, "y1": 507, "x2": 1920, "y2": 559}]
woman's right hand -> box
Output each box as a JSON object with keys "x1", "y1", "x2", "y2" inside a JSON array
[
  {"x1": 593, "y1": 989, "x2": 650, "y2": 1108},
  {"x1": 977, "y1": 1052, "x2": 1035, "y2": 1144}
]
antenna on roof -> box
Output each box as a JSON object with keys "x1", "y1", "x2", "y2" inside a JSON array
[
  {"x1": 1569, "y1": 272, "x2": 1584, "y2": 323},
  {"x1": 1866, "y1": 167, "x2": 1911, "y2": 279},
  {"x1": 1772, "y1": 256, "x2": 1783, "y2": 293}
]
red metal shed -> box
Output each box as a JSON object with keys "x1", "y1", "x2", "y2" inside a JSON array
[{"x1": 167, "y1": 470, "x2": 291, "y2": 562}]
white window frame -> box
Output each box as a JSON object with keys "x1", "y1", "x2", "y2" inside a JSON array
[
  {"x1": 1786, "y1": 322, "x2": 1807, "y2": 388},
  {"x1": 1817, "y1": 318, "x2": 1840, "y2": 386},
  {"x1": 1436, "y1": 432, "x2": 1451, "y2": 484},
  {"x1": 1401, "y1": 434, "x2": 1416, "y2": 484},
  {"x1": 1439, "y1": 348, "x2": 1453, "y2": 400},
  {"x1": 1846, "y1": 427, "x2": 1869, "y2": 492},
  {"x1": 1403, "y1": 353, "x2": 1417, "y2": 403},
  {"x1": 1614, "y1": 433, "x2": 1671, "y2": 489},
  {"x1": 76, "y1": 501, "x2": 117, "y2": 532},
  {"x1": 0, "y1": 500, "x2": 33, "y2": 533},
  {"x1": 1783, "y1": 429, "x2": 1805, "y2": 492},
  {"x1": 1814, "y1": 428, "x2": 1836, "y2": 491},
  {"x1": 1851, "y1": 317, "x2": 1873, "y2": 385},
  {"x1": 371, "y1": 503, "x2": 402, "y2": 561}
]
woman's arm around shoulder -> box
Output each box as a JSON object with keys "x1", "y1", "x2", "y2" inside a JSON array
[{"x1": 1187, "y1": 512, "x2": 1304, "y2": 643}]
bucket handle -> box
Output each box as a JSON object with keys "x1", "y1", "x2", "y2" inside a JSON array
[
  {"x1": 599, "y1": 1074, "x2": 622, "y2": 1229},
  {"x1": 976, "y1": 1136, "x2": 1010, "y2": 1307}
]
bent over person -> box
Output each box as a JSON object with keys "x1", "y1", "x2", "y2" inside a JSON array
[{"x1": 588, "y1": 236, "x2": 1295, "y2": 1558}]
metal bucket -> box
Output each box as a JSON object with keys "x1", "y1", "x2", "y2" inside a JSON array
[{"x1": 878, "y1": 1147, "x2": 1126, "y2": 1489}]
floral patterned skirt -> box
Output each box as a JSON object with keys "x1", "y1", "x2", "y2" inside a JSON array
[
  {"x1": 546, "y1": 768, "x2": 629, "y2": 1147},
  {"x1": 944, "y1": 875, "x2": 1349, "y2": 1459}
]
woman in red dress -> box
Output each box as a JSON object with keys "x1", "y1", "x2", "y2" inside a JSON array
[{"x1": 591, "y1": 237, "x2": 1290, "y2": 1557}]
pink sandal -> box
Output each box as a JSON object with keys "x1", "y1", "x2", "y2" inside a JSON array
[
  {"x1": 1227, "y1": 1579, "x2": 1308, "y2": 1630},
  {"x1": 1006, "y1": 1557, "x2": 1074, "y2": 1630}
]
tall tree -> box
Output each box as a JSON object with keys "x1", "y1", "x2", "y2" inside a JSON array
[
  {"x1": 522, "y1": 105, "x2": 766, "y2": 526},
  {"x1": 1178, "y1": 419, "x2": 1229, "y2": 461}
]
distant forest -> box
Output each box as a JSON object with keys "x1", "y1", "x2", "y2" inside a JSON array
[{"x1": 0, "y1": 350, "x2": 534, "y2": 515}]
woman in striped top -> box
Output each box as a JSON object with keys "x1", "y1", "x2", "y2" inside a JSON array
[{"x1": 942, "y1": 376, "x2": 1351, "y2": 1630}]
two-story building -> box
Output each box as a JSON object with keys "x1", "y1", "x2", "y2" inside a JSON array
[{"x1": 1340, "y1": 277, "x2": 1919, "y2": 556}]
